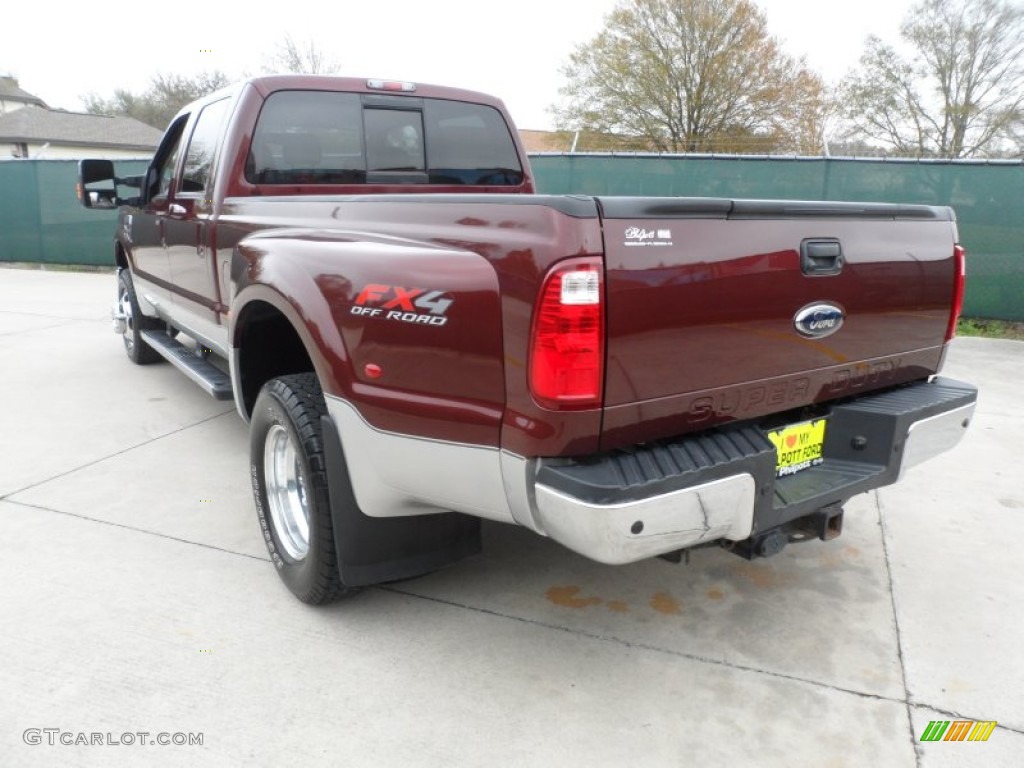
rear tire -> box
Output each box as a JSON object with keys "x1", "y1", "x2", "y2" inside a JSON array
[
  {"x1": 117, "y1": 269, "x2": 162, "y2": 365},
  {"x1": 249, "y1": 373, "x2": 359, "y2": 604}
]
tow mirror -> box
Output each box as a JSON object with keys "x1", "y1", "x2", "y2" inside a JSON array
[{"x1": 78, "y1": 159, "x2": 118, "y2": 209}]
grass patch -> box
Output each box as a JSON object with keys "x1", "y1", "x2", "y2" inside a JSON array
[{"x1": 957, "y1": 317, "x2": 1024, "y2": 340}]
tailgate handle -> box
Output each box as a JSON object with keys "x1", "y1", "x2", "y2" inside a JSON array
[{"x1": 801, "y1": 238, "x2": 844, "y2": 276}]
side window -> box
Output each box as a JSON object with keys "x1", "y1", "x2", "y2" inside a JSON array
[
  {"x1": 158, "y1": 142, "x2": 181, "y2": 196},
  {"x1": 246, "y1": 91, "x2": 365, "y2": 184},
  {"x1": 181, "y1": 98, "x2": 231, "y2": 194},
  {"x1": 364, "y1": 108, "x2": 425, "y2": 173},
  {"x1": 150, "y1": 117, "x2": 188, "y2": 200}
]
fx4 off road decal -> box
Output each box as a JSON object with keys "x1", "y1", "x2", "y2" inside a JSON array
[{"x1": 351, "y1": 284, "x2": 453, "y2": 326}]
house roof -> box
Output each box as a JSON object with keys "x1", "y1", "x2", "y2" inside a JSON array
[
  {"x1": 0, "y1": 76, "x2": 48, "y2": 108},
  {"x1": 0, "y1": 106, "x2": 162, "y2": 150}
]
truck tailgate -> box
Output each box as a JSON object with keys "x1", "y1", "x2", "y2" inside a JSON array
[{"x1": 597, "y1": 198, "x2": 958, "y2": 448}]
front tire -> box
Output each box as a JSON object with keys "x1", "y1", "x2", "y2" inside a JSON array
[
  {"x1": 249, "y1": 373, "x2": 359, "y2": 604},
  {"x1": 117, "y1": 269, "x2": 162, "y2": 365}
]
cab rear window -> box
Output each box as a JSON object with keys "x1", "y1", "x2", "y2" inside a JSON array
[{"x1": 245, "y1": 91, "x2": 524, "y2": 186}]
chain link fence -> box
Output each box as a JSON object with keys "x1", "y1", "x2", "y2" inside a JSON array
[
  {"x1": 531, "y1": 153, "x2": 1024, "y2": 321},
  {"x1": 2, "y1": 155, "x2": 1020, "y2": 320},
  {"x1": 0, "y1": 158, "x2": 148, "y2": 267}
]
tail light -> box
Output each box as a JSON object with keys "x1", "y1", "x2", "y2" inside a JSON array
[
  {"x1": 945, "y1": 244, "x2": 966, "y2": 342},
  {"x1": 529, "y1": 256, "x2": 604, "y2": 409}
]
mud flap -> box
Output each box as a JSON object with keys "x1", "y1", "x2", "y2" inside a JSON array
[{"x1": 320, "y1": 415, "x2": 481, "y2": 587}]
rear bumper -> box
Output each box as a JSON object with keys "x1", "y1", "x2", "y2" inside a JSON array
[{"x1": 530, "y1": 376, "x2": 977, "y2": 564}]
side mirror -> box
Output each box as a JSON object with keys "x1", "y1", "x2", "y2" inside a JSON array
[{"x1": 78, "y1": 159, "x2": 118, "y2": 209}]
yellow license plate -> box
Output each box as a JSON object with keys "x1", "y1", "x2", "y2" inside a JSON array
[{"x1": 767, "y1": 418, "x2": 827, "y2": 477}]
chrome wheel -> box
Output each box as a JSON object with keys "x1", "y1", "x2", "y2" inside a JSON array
[
  {"x1": 117, "y1": 270, "x2": 161, "y2": 365},
  {"x1": 263, "y1": 424, "x2": 311, "y2": 561},
  {"x1": 118, "y1": 281, "x2": 135, "y2": 352}
]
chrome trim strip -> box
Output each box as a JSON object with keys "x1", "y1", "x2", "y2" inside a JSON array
[
  {"x1": 132, "y1": 274, "x2": 229, "y2": 357},
  {"x1": 900, "y1": 402, "x2": 975, "y2": 478},
  {"x1": 533, "y1": 474, "x2": 756, "y2": 565},
  {"x1": 162, "y1": 312, "x2": 230, "y2": 359},
  {"x1": 140, "y1": 292, "x2": 160, "y2": 315},
  {"x1": 325, "y1": 395, "x2": 515, "y2": 523}
]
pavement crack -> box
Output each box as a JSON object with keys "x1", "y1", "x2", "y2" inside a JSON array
[
  {"x1": 379, "y1": 584, "x2": 907, "y2": 708},
  {"x1": 3, "y1": 498, "x2": 269, "y2": 563},
  {"x1": 877, "y1": 490, "x2": 921, "y2": 766},
  {"x1": 0, "y1": 410, "x2": 234, "y2": 501}
]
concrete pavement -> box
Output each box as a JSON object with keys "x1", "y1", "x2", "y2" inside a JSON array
[{"x1": 0, "y1": 267, "x2": 1020, "y2": 767}]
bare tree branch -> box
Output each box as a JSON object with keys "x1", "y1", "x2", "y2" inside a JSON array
[
  {"x1": 839, "y1": 0, "x2": 1024, "y2": 157},
  {"x1": 262, "y1": 35, "x2": 340, "y2": 75},
  {"x1": 82, "y1": 71, "x2": 230, "y2": 129},
  {"x1": 551, "y1": 0, "x2": 829, "y2": 153}
]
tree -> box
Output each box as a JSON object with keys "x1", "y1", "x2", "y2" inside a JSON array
[
  {"x1": 552, "y1": 0, "x2": 829, "y2": 153},
  {"x1": 261, "y1": 35, "x2": 340, "y2": 75},
  {"x1": 840, "y1": 0, "x2": 1024, "y2": 158},
  {"x1": 83, "y1": 71, "x2": 231, "y2": 129}
]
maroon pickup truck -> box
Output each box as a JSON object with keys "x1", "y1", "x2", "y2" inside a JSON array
[{"x1": 79, "y1": 75, "x2": 977, "y2": 604}]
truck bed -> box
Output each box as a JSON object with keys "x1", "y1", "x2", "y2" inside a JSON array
[{"x1": 219, "y1": 193, "x2": 960, "y2": 458}]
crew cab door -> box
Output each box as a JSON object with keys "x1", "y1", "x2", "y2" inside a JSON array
[
  {"x1": 165, "y1": 97, "x2": 232, "y2": 344},
  {"x1": 131, "y1": 115, "x2": 189, "y2": 309}
]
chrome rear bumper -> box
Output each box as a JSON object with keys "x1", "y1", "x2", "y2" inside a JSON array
[
  {"x1": 530, "y1": 377, "x2": 977, "y2": 564},
  {"x1": 535, "y1": 474, "x2": 756, "y2": 565}
]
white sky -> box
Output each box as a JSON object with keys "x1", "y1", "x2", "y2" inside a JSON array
[{"x1": 2, "y1": 0, "x2": 916, "y2": 131}]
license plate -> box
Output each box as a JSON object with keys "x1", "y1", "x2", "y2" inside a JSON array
[{"x1": 767, "y1": 418, "x2": 827, "y2": 478}]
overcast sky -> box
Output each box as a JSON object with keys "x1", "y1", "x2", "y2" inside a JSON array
[{"x1": 3, "y1": 0, "x2": 917, "y2": 131}]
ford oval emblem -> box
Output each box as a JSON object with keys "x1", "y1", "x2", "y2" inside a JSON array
[{"x1": 794, "y1": 303, "x2": 845, "y2": 339}]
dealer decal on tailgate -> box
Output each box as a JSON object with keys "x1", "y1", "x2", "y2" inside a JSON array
[{"x1": 767, "y1": 418, "x2": 827, "y2": 477}]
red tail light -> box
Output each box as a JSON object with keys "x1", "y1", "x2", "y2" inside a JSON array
[
  {"x1": 529, "y1": 257, "x2": 604, "y2": 409},
  {"x1": 945, "y1": 244, "x2": 966, "y2": 342}
]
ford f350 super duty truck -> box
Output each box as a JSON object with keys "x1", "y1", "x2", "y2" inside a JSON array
[{"x1": 78, "y1": 75, "x2": 977, "y2": 604}]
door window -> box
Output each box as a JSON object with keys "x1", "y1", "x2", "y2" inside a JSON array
[
  {"x1": 182, "y1": 98, "x2": 231, "y2": 194},
  {"x1": 149, "y1": 116, "x2": 188, "y2": 201}
]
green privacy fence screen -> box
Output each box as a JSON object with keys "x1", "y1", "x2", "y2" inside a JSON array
[
  {"x1": 2, "y1": 155, "x2": 1021, "y2": 320},
  {"x1": 0, "y1": 158, "x2": 148, "y2": 267},
  {"x1": 531, "y1": 154, "x2": 1024, "y2": 321}
]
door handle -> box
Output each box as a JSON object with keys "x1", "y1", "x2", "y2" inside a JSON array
[{"x1": 801, "y1": 239, "x2": 844, "y2": 276}]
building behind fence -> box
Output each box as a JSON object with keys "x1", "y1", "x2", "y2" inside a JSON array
[{"x1": 1, "y1": 154, "x2": 1020, "y2": 320}]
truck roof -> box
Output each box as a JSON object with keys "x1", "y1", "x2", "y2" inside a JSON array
[{"x1": 180, "y1": 75, "x2": 510, "y2": 123}]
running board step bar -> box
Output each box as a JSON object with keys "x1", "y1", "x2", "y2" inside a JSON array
[{"x1": 140, "y1": 330, "x2": 233, "y2": 400}]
